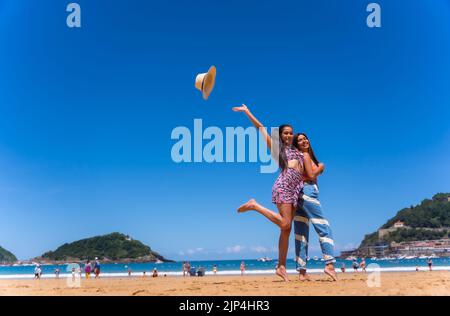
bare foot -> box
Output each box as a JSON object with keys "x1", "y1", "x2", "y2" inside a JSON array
[
  {"x1": 298, "y1": 270, "x2": 311, "y2": 282},
  {"x1": 276, "y1": 265, "x2": 290, "y2": 282},
  {"x1": 237, "y1": 199, "x2": 257, "y2": 213},
  {"x1": 324, "y1": 264, "x2": 338, "y2": 281}
]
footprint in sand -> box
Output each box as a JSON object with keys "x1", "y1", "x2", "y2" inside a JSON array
[
  {"x1": 132, "y1": 289, "x2": 146, "y2": 296},
  {"x1": 187, "y1": 287, "x2": 201, "y2": 291}
]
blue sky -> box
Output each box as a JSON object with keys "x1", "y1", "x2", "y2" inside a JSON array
[{"x1": 0, "y1": 0, "x2": 449, "y2": 261}]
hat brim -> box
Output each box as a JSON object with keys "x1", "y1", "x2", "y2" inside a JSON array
[{"x1": 202, "y1": 66, "x2": 216, "y2": 100}]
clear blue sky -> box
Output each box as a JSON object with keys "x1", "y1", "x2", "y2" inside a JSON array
[{"x1": 0, "y1": 0, "x2": 449, "y2": 261}]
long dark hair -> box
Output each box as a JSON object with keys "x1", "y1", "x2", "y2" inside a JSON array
[
  {"x1": 278, "y1": 124, "x2": 293, "y2": 171},
  {"x1": 293, "y1": 133, "x2": 320, "y2": 165}
]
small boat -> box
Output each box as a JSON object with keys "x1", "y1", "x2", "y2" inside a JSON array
[
  {"x1": 257, "y1": 256, "x2": 272, "y2": 262},
  {"x1": 155, "y1": 259, "x2": 164, "y2": 264},
  {"x1": 312, "y1": 256, "x2": 319, "y2": 261},
  {"x1": 370, "y1": 257, "x2": 378, "y2": 260}
]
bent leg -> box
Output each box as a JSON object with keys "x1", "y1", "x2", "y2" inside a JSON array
[{"x1": 238, "y1": 199, "x2": 290, "y2": 229}]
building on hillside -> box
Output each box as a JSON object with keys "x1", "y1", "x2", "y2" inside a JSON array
[{"x1": 390, "y1": 239, "x2": 450, "y2": 257}]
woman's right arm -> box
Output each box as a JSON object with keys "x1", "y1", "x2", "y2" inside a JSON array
[
  {"x1": 232, "y1": 104, "x2": 272, "y2": 150},
  {"x1": 303, "y1": 152, "x2": 324, "y2": 179}
]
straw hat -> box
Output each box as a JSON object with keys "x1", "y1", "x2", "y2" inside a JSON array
[{"x1": 194, "y1": 66, "x2": 216, "y2": 100}]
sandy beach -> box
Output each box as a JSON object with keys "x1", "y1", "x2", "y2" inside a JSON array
[{"x1": 0, "y1": 271, "x2": 449, "y2": 296}]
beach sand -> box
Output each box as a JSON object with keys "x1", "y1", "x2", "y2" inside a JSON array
[{"x1": 1, "y1": 271, "x2": 449, "y2": 296}]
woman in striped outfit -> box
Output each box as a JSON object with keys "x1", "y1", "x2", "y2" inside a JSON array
[{"x1": 293, "y1": 133, "x2": 337, "y2": 281}]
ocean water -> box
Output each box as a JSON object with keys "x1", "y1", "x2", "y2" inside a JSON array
[{"x1": 1, "y1": 258, "x2": 450, "y2": 279}]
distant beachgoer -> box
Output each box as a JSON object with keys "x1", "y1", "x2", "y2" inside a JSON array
[
  {"x1": 54, "y1": 266, "x2": 60, "y2": 279},
  {"x1": 34, "y1": 265, "x2": 42, "y2": 279},
  {"x1": 416, "y1": 266, "x2": 419, "y2": 272},
  {"x1": 186, "y1": 262, "x2": 191, "y2": 276},
  {"x1": 182, "y1": 262, "x2": 187, "y2": 277},
  {"x1": 197, "y1": 267, "x2": 205, "y2": 277},
  {"x1": 152, "y1": 268, "x2": 158, "y2": 278},
  {"x1": 71, "y1": 267, "x2": 76, "y2": 282},
  {"x1": 240, "y1": 261, "x2": 246, "y2": 276},
  {"x1": 428, "y1": 259, "x2": 433, "y2": 271},
  {"x1": 340, "y1": 263, "x2": 346, "y2": 273},
  {"x1": 85, "y1": 261, "x2": 92, "y2": 279},
  {"x1": 213, "y1": 265, "x2": 218, "y2": 275},
  {"x1": 128, "y1": 267, "x2": 132, "y2": 277},
  {"x1": 360, "y1": 258, "x2": 366, "y2": 272},
  {"x1": 94, "y1": 257, "x2": 101, "y2": 278},
  {"x1": 352, "y1": 260, "x2": 359, "y2": 272}
]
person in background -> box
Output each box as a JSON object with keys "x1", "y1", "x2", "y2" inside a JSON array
[
  {"x1": 152, "y1": 268, "x2": 158, "y2": 278},
  {"x1": 352, "y1": 259, "x2": 359, "y2": 272},
  {"x1": 182, "y1": 262, "x2": 187, "y2": 277},
  {"x1": 186, "y1": 262, "x2": 191, "y2": 277},
  {"x1": 78, "y1": 263, "x2": 83, "y2": 278},
  {"x1": 94, "y1": 257, "x2": 101, "y2": 278},
  {"x1": 71, "y1": 267, "x2": 76, "y2": 282},
  {"x1": 127, "y1": 267, "x2": 132, "y2": 277},
  {"x1": 85, "y1": 260, "x2": 92, "y2": 279},
  {"x1": 240, "y1": 261, "x2": 246, "y2": 276},
  {"x1": 427, "y1": 258, "x2": 433, "y2": 271},
  {"x1": 360, "y1": 258, "x2": 367, "y2": 272},
  {"x1": 197, "y1": 267, "x2": 205, "y2": 277},
  {"x1": 340, "y1": 262, "x2": 346, "y2": 273},
  {"x1": 213, "y1": 265, "x2": 218, "y2": 275},
  {"x1": 54, "y1": 266, "x2": 60, "y2": 279},
  {"x1": 34, "y1": 265, "x2": 42, "y2": 279}
]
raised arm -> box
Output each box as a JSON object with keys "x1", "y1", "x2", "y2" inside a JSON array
[
  {"x1": 232, "y1": 104, "x2": 272, "y2": 150},
  {"x1": 302, "y1": 152, "x2": 324, "y2": 180}
]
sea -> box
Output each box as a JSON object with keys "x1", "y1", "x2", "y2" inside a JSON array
[{"x1": 1, "y1": 257, "x2": 450, "y2": 279}]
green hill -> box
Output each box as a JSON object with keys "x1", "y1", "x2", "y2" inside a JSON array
[
  {"x1": 359, "y1": 193, "x2": 450, "y2": 247},
  {"x1": 39, "y1": 232, "x2": 172, "y2": 262},
  {"x1": 0, "y1": 246, "x2": 17, "y2": 263}
]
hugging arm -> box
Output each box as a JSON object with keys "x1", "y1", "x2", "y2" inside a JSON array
[{"x1": 303, "y1": 152, "x2": 325, "y2": 179}]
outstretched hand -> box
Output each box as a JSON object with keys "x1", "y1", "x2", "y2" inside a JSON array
[{"x1": 232, "y1": 104, "x2": 248, "y2": 113}]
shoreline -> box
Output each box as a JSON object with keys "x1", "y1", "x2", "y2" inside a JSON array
[{"x1": 1, "y1": 265, "x2": 449, "y2": 280}]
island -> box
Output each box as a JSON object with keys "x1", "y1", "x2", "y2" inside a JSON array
[
  {"x1": 35, "y1": 232, "x2": 173, "y2": 263},
  {"x1": 0, "y1": 246, "x2": 17, "y2": 264}
]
